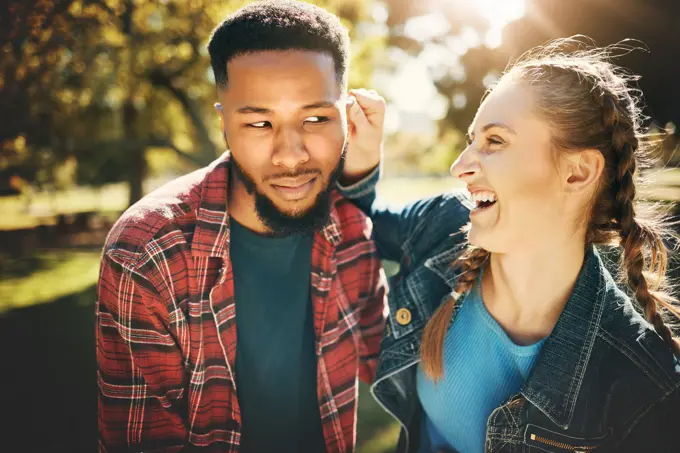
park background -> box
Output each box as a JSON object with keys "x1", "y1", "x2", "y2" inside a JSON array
[{"x1": 2, "y1": 0, "x2": 680, "y2": 451}]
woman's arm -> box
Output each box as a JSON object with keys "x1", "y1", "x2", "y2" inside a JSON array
[{"x1": 338, "y1": 169, "x2": 471, "y2": 263}]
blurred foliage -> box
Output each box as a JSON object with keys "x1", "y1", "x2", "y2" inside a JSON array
[
  {"x1": 361, "y1": 0, "x2": 520, "y2": 174},
  {"x1": 5, "y1": 0, "x2": 678, "y2": 203},
  {"x1": 378, "y1": 0, "x2": 680, "y2": 174},
  {"x1": 384, "y1": 129, "x2": 464, "y2": 175},
  {"x1": 1, "y1": 0, "x2": 381, "y2": 205}
]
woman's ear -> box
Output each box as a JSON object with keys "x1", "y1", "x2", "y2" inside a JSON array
[{"x1": 562, "y1": 149, "x2": 604, "y2": 193}]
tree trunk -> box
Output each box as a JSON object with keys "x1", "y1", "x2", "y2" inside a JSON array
[
  {"x1": 169, "y1": 84, "x2": 217, "y2": 165},
  {"x1": 123, "y1": 101, "x2": 146, "y2": 206},
  {"x1": 122, "y1": 0, "x2": 146, "y2": 207},
  {"x1": 148, "y1": 71, "x2": 218, "y2": 165},
  {"x1": 126, "y1": 151, "x2": 145, "y2": 206}
]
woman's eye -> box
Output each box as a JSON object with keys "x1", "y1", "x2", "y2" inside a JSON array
[
  {"x1": 465, "y1": 134, "x2": 473, "y2": 146},
  {"x1": 248, "y1": 121, "x2": 271, "y2": 129},
  {"x1": 305, "y1": 116, "x2": 329, "y2": 124},
  {"x1": 487, "y1": 136, "x2": 504, "y2": 145}
]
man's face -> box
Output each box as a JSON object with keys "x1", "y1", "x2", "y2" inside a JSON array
[{"x1": 217, "y1": 50, "x2": 347, "y2": 234}]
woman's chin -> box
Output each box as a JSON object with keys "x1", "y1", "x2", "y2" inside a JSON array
[
  {"x1": 467, "y1": 227, "x2": 486, "y2": 248},
  {"x1": 467, "y1": 226, "x2": 502, "y2": 253}
]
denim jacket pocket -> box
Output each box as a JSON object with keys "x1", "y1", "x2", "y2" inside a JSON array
[{"x1": 524, "y1": 424, "x2": 610, "y2": 453}]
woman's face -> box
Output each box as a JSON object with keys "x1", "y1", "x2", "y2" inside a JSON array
[{"x1": 450, "y1": 78, "x2": 581, "y2": 253}]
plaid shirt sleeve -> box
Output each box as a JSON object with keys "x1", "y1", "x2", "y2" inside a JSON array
[
  {"x1": 96, "y1": 252, "x2": 188, "y2": 452},
  {"x1": 356, "y1": 254, "x2": 388, "y2": 384}
]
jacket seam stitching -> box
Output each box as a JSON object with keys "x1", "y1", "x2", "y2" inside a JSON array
[
  {"x1": 596, "y1": 328, "x2": 671, "y2": 391},
  {"x1": 613, "y1": 380, "x2": 680, "y2": 447}
]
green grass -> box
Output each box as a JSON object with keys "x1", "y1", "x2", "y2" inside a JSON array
[
  {"x1": 0, "y1": 176, "x2": 456, "y2": 230},
  {"x1": 0, "y1": 176, "x2": 454, "y2": 230},
  {"x1": 1, "y1": 183, "x2": 129, "y2": 230},
  {"x1": 0, "y1": 250, "x2": 101, "y2": 314},
  {"x1": 5, "y1": 166, "x2": 679, "y2": 230},
  {"x1": 376, "y1": 168, "x2": 680, "y2": 204},
  {"x1": 359, "y1": 424, "x2": 402, "y2": 453},
  {"x1": 357, "y1": 382, "x2": 401, "y2": 452},
  {"x1": 376, "y1": 176, "x2": 462, "y2": 204}
]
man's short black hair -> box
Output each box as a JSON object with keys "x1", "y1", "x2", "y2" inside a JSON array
[{"x1": 207, "y1": 0, "x2": 350, "y2": 89}]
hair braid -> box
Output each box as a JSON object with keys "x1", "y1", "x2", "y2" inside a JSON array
[
  {"x1": 598, "y1": 91, "x2": 680, "y2": 353},
  {"x1": 420, "y1": 246, "x2": 489, "y2": 380}
]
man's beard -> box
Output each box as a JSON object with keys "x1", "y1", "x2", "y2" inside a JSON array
[{"x1": 231, "y1": 146, "x2": 346, "y2": 236}]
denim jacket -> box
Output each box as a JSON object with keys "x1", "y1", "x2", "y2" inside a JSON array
[{"x1": 339, "y1": 171, "x2": 680, "y2": 453}]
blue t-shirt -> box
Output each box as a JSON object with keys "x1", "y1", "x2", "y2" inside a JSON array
[{"x1": 417, "y1": 277, "x2": 546, "y2": 453}]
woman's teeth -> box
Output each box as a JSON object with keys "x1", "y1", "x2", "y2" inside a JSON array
[{"x1": 470, "y1": 191, "x2": 497, "y2": 207}]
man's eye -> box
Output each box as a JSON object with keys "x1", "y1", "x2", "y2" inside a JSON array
[
  {"x1": 248, "y1": 121, "x2": 270, "y2": 128},
  {"x1": 465, "y1": 134, "x2": 473, "y2": 146},
  {"x1": 487, "y1": 136, "x2": 504, "y2": 145},
  {"x1": 305, "y1": 116, "x2": 329, "y2": 124}
]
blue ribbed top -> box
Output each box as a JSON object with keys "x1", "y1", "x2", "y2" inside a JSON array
[{"x1": 417, "y1": 278, "x2": 546, "y2": 453}]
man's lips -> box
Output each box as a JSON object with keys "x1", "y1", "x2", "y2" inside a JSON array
[
  {"x1": 269, "y1": 175, "x2": 317, "y2": 188},
  {"x1": 269, "y1": 175, "x2": 318, "y2": 200}
]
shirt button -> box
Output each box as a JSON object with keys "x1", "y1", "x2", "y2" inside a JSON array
[{"x1": 396, "y1": 308, "x2": 412, "y2": 326}]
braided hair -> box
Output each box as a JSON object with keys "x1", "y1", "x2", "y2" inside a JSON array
[
  {"x1": 421, "y1": 38, "x2": 680, "y2": 381},
  {"x1": 420, "y1": 244, "x2": 489, "y2": 379}
]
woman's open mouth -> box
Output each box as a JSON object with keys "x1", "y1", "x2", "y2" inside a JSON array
[{"x1": 470, "y1": 190, "x2": 498, "y2": 212}]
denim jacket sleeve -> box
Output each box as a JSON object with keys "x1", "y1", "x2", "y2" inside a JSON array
[{"x1": 337, "y1": 167, "x2": 472, "y2": 263}]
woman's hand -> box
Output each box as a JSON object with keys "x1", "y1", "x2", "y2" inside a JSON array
[{"x1": 342, "y1": 88, "x2": 386, "y2": 185}]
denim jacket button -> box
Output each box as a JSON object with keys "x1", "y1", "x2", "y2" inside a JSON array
[{"x1": 396, "y1": 308, "x2": 412, "y2": 325}]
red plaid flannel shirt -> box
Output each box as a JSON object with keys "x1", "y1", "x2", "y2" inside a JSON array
[{"x1": 96, "y1": 153, "x2": 387, "y2": 452}]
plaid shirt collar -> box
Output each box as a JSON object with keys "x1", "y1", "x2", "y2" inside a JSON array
[{"x1": 191, "y1": 151, "x2": 342, "y2": 259}]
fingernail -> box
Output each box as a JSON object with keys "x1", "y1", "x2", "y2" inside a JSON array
[{"x1": 347, "y1": 96, "x2": 356, "y2": 105}]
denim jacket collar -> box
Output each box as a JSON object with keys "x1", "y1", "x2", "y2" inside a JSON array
[
  {"x1": 520, "y1": 246, "x2": 607, "y2": 430},
  {"x1": 426, "y1": 244, "x2": 607, "y2": 430},
  {"x1": 423, "y1": 232, "x2": 467, "y2": 287}
]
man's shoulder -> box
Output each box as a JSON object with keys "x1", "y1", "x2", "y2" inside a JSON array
[
  {"x1": 103, "y1": 166, "x2": 215, "y2": 265},
  {"x1": 332, "y1": 191, "x2": 374, "y2": 243}
]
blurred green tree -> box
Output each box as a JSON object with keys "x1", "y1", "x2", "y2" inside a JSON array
[
  {"x1": 374, "y1": 0, "x2": 514, "y2": 174},
  {"x1": 1, "y1": 0, "x2": 379, "y2": 206}
]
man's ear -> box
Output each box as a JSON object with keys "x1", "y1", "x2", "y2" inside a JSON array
[
  {"x1": 214, "y1": 102, "x2": 224, "y2": 124},
  {"x1": 214, "y1": 103, "x2": 229, "y2": 148}
]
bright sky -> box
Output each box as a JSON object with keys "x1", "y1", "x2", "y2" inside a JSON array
[
  {"x1": 473, "y1": 0, "x2": 526, "y2": 29},
  {"x1": 375, "y1": 0, "x2": 526, "y2": 134}
]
